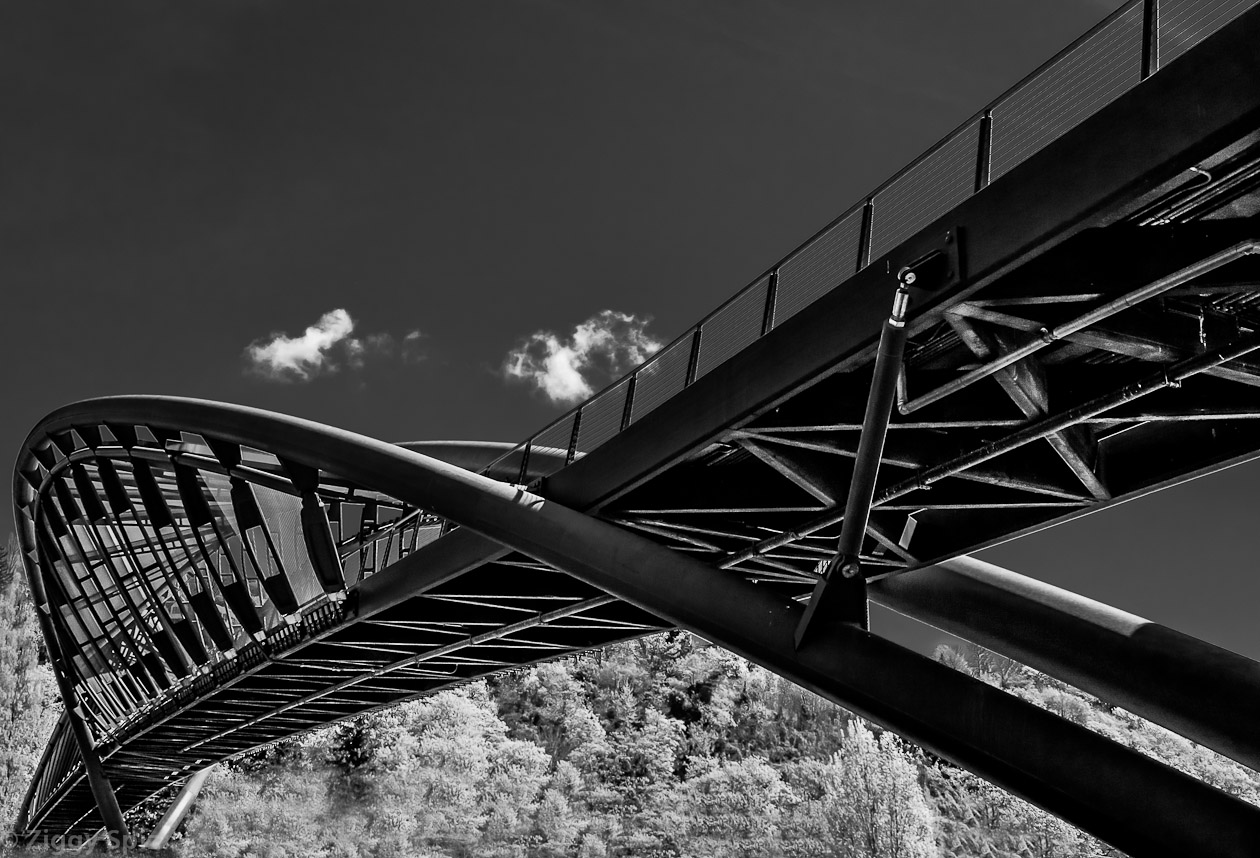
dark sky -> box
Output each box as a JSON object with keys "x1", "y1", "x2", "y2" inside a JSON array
[{"x1": 7, "y1": 2, "x2": 1257, "y2": 659}]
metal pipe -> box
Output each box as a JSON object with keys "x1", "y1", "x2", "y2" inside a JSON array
[
  {"x1": 141, "y1": 767, "x2": 213, "y2": 850},
  {"x1": 869, "y1": 555, "x2": 1260, "y2": 774},
  {"x1": 899, "y1": 241, "x2": 1260, "y2": 414},
  {"x1": 797, "y1": 281, "x2": 911, "y2": 643},
  {"x1": 838, "y1": 282, "x2": 911, "y2": 566},
  {"x1": 20, "y1": 396, "x2": 1260, "y2": 856}
]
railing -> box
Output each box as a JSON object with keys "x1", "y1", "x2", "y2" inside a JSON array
[
  {"x1": 484, "y1": 0, "x2": 1257, "y2": 486},
  {"x1": 478, "y1": 0, "x2": 1249, "y2": 481},
  {"x1": 20, "y1": 714, "x2": 80, "y2": 832}
]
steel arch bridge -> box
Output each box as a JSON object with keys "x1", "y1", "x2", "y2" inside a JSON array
[{"x1": 14, "y1": 3, "x2": 1260, "y2": 855}]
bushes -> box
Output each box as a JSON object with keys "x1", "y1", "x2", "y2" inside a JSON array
[{"x1": 0, "y1": 539, "x2": 55, "y2": 836}]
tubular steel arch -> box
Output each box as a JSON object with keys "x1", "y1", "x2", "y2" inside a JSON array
[
  {"x1": 12, "y1": 396, "x2": 1260, "y2": 856},
  {"x1": 11, "y1": 397, "x2": 668, "y2": 840}
]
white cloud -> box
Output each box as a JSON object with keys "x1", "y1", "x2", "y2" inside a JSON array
[
  {"x1": 245, "y1": 309, "x2": 356, "y2": 381},
  {"x1": 346, "y1": 332, "x2": 396, "y2": 369},
  {"x1": 245, "y1": 310, "x2": 425, "y2": 382},
  {"x1": 504, "y1": 310, "x2": 662, "y2": 404},
  {"x1": 401, "y1": 329, "x2": 427, "y2": 364}
]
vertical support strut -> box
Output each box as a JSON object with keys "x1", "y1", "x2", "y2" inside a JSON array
[{"x1": 796, "y1": 273, "x2": 912, "y2": 646}]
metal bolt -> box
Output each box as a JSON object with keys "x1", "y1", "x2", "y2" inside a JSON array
[{"x1": 901, "y1": 270, "x2": 917, "y2": 285}]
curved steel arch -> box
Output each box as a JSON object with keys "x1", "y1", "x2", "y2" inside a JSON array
[
  {"x1": 11, "y1": 397, "x2": 666, "y2": 839},
  {"x1": 12, "y1": 395, "x2": 1260, "y2": 856}
]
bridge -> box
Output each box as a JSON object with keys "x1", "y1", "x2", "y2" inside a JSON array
[{"x1": 13, "y1": 2, "x2": 1260, "y2": 854}]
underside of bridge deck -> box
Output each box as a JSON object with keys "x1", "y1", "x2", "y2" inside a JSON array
[{"x1": 13, "y1": 3, "x2": 1260, "y2": 855}]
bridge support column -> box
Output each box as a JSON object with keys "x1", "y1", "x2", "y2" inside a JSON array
[
  {"x1": 869, "y1": 554, "x2": 1260, "y2": 773},
  {"x1": 142, "y1": 767, "x2": 213, "y2": 850}
]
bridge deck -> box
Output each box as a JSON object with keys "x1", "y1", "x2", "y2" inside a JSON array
[{"x1": 14, "y1": 0, "x2": 1260, "y2": 840}]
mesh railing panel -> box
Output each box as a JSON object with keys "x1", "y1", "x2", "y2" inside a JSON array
[
  {"x1": 255, "y1": 484, "x2": 321, "y2": 604},
  {"x1": 1158, "y1": 0, "x2": 1255, "y2": 64},
  {"x1": 869, "y1": 120, "x2": 981, "y2": 260},
  {"x1": 480, "y1": 442, "x2": 528, "y2": 481},
  {"x1": 490, "y1": 0, "x2": 1258, "y2": 482},
  {"x1": 774, "y1": 208, "x2": 864, "y2": 325},
  {"x1": 531, "y1": 413, "x2": 578, "y2": 474},
  {"x1": 696, "y1": 278, "x2": 769, "y2": 379},
  {"x1": 630, "y1": 338, "x2": 692, "y2": 423},
  {"x1": 576, "y1": 379, "x2": 629, "y2": 453},
  {"x1": 990, "y1": 2, "x2": 1145, "y2": 181}
]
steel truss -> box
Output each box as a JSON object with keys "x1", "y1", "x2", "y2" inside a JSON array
[{"x1": 12, "y1": 398, "x2": 1260, "y2": 856}]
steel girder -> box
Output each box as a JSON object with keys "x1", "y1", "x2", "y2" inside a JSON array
[{"x1": 870, "y1": 555, "x2": 1260, "y2": 774}]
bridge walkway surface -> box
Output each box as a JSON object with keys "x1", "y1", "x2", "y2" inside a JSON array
[{"x1": 13, "y1": 2, "x2": 1260, "y2": 854}]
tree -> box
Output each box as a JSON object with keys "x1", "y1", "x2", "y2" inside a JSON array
[
  {"x1": 679, "y1": 756, "x2": 788, "y2": 857},
  {"x1": 319, "y1": 707, "x2": 409, "y2": 807},
  {"x1": 0, "y1": 537, "x2": 56, "y2": 833},
  {"x1": 180, "y1": 765, "x2": 332, "y2": 858},
  {"x1": 532, "y1": 762, "x2": 584, "y2": 856},
  {"x1": 817, "y1": 721, "x2": 939, "y2": 858}
]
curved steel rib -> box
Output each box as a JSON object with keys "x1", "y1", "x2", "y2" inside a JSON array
[{"x1": 11, "y1": 396, "x2": 663, "y2": 838}]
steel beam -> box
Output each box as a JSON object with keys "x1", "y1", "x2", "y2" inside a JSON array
[
  {"x1": 870, "y1": 555, "x2": 1260, "y2": 774},
  {"x1": 944, "y1": 315, "x2": 1109, "y2": 499},
  {"x1": 22, "y1": 398, "x2": 1260, "y2": 856},
  {"x1": 950, "y1": 301, "x2": 1260, "y2": 389},
  {"x1": 901, "y1": 242, "x2": 1260, "y2": 412}
]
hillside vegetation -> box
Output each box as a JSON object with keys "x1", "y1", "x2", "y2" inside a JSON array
[{"x1": 2, "y1": 540, "x2": 1258, "y2": 857}]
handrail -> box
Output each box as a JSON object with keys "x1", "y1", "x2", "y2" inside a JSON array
[{"x1": 483, "y1": 0, "x2": 1254, "y2": 485}]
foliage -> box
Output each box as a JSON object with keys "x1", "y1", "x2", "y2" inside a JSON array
[
  {"x1": 6, "y1": 616, "x2": 1256, "y2": 857},
  {"x1": 818, "y1": 722, "x2": 938, "y2": 858},
  {"x1": 0, "y1": 538, "x2": 56, "y2": 835}
]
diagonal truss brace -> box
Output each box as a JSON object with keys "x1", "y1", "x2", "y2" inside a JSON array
[{"x1": 945, "y1": 314, "x2": 1110, "y2": 499}]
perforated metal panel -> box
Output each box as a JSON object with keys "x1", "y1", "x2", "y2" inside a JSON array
[
  {"x1": 696, "y1": 278, "x2": 769, "y2": 379},
  {"x1": 255, "y1": 484, "x2": 321, "y2": 604},
  {"x1": 869, "y1": 120, "x2": 981, "y2": 260},
  {"x1": 630, "y1": 338, "x2": 692, "y2": 423},
  {"x1": 1158, "y1": 0, "x2": 1255, "y2": 65},
  {"x1": 774, "y1": 208, "x2": 864, "y2": 325},
  {"x1": 575, "y1": 379, "x2": 629, "y2": 453},
  {"x1": 990, "y1": 3, "x2": 1144, "y2": 181},
  {"x1": 530, "y1": 413, "x2": 577, "y2": 475}
]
